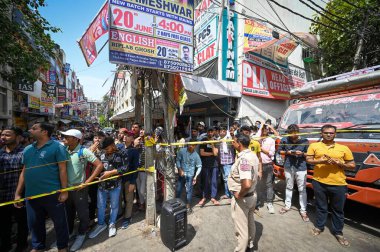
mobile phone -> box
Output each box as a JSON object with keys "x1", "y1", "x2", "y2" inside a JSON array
[{"x1": 290, "y1": 150, "x2": 296, "y2": 154}]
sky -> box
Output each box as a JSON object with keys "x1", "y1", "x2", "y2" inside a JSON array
[{"x1": 40, "y1": 0, "x2": 114, "y2": 101}]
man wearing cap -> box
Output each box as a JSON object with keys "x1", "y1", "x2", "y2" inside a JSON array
[
  {"x1": 60, "y1": 129, "x2": 104, "y2": 251},
  {"x1": 229, "y1": 134, "x2": 259, "y2": 252},
  {"x1": 89, "y1": 137, "x2": 128, "y2": 239},
  {"x1": 197, "y1": 121, "x2": 206, "y2": 135}
]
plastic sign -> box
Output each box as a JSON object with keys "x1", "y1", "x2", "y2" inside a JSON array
[{"x1": 109, "y1": 0, "x2": 194, "y2": 73}]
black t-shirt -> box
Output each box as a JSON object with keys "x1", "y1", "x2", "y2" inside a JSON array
[{"x1": 200, "y1": 137, "x2": 218, "y2": 168}]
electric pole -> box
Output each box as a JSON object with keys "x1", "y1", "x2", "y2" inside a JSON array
[
  {"x1": 144, "y1": 74, "x2": 156, "y2": 226},
  {"x1": 158, "y1": 71, "x2": 176, "y2": 200}
]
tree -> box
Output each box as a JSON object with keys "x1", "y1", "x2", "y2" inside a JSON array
[
  {"x1": 310, "y1": 0, "x2": 380, "y2": 76},
  {"x1": 0, "y1": 0, "x2": 60, "y2": 83}
]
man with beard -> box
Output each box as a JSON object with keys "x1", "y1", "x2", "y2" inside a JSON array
[
  {"x1": 14, "y1": 123, "x2": 69, "y2": 252},
  {"x1": 0, "y1": 127, "x2": 28, "y2": 252}
]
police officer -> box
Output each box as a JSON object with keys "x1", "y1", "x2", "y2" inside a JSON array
[{"x1": 228, "y1": 134, "x2": 259, "y2": 252}]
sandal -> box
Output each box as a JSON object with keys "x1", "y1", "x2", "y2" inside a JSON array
[
  {"x1": 300, "y1": 212, "x2": 310, "y2": 222},
  {"x1": 279, "y1": 207, "x2": 291, "y2": 215},
  {"x1": 197, "y1": 198, "x2": 206, "y2": 207},
  {"x1": 211, "y1": 198, "x2": 220, "y2": 206},
  {"x1": 335, "y1": 235, "x2": 350, "y2": 247},
  {"x1": 311, "y1": 227, "x2": 322, "y2": 236}
]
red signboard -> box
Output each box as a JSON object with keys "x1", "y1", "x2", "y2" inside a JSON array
[{"x1": 242, "y1": 60, "x2": 300, "y2": 100}]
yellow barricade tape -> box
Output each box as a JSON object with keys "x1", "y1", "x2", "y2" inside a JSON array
[{"x1": 0, "y1": 166, "x2": 156, "y2": 207}]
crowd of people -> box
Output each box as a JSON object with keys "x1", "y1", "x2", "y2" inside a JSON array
[{"x1": 0, "y1": 119, "x2": 355, "y2": 251}]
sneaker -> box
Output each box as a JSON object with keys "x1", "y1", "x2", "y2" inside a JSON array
[
  {"x1": 187, "y1": 207, "x2": 193, "y2": 215},
  {"x1": 70, "y1": 234, "x2": 86, "y2": 252},
  {"x1": 267, "y1": 203, "x2": 275, "y2": 214},
  {"x1": 121, "y1": 218, "x2": 131, "y2": 229},
  {"x1": 109, "y1": 224, "x2": 117, "y2": 237},
  {"x1": 89, "y1": 224, "x2": 107, "y2": 239}
]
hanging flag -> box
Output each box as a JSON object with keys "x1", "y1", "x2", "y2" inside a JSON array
[
  {"x1": 78, "y1": 1, "x2": 109, "y2": 66},
  {"x1": 174, "y1": 74, "x2": 187, "y2": 115}
]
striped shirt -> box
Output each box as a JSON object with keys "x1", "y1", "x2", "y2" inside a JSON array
[{"x1": 0, "y1": 145, "x2": 24, "y2": 202}]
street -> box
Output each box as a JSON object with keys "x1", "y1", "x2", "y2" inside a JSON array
[{"x1": 42, "y1": 180, "x2": 379, "y2": 252}]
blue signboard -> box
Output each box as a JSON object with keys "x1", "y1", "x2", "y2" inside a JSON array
[{"x1": 222, "y1": 9, "x2": 238, "y2": 81}]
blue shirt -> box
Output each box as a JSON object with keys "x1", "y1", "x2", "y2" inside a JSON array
[
  {"x1": 176, "y1": 148, "x2": 202, "y2": 177},
  {"x1": 23, "y1": 140, "x2": 69, "y2": 197},
  {"x1": 123, "y1": 146, "x2": 140, "y2": 184},
  {"x1": 277, "y1": 137, "x2": 309, "y2": 171}
]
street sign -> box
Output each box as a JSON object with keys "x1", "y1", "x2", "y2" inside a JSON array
[{"x1": 17, "y1": 82, "x2": 34, "y2": 92}]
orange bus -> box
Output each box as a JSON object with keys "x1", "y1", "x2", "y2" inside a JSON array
[{"x1": 273, "y1": 66, "x2": 380, "y2": 208}]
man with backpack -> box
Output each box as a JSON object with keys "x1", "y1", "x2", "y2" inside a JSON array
[{"x1": 61, "y1": 129, "x2": 103, "y2": 251}]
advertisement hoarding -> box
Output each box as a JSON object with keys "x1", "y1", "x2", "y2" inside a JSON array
[
  {"x1": 28, "y1": 95, "x2": 40, "y2": 109},
  {"x1": 242, "y1": 60, "x2": 306, "y2": 100},
  {"x1": 194, "y1": 0, "x2": 219, "y2": 69},
  {"x1": 222, "y1": 8, "x2": 238, "y2": 81},
  {"x1": 243, "y1": 20, "x2": 273, "y2": 53},
  {"x1": 109, "y1": 0, "x2": 194, "y2": 73}
]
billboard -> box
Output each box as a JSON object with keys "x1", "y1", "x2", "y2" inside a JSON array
[
  {"x1": 222, "y1": 8, "x2": 238, "y2": 81},
  {"x1": 194, "y1": 0, "x2": 219, "y2": 69},
  {"x1": 78, "y1": 1, "x2": 109, "y2": 66},
  {"x1": 109, "y1": 0, "x2": 194, "y2": 73},
  {"x1": 28, "y1": 95, "x2": 40, "y2": 109},
  {"x1": 242, "y1": 60, "x2": 306, "y2": 100},
  {"x1": 244, "y1": 20, "x2": 273, "y2": 53}
]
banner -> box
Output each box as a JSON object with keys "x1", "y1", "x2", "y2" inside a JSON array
[
  {"x1": 109, "y1": 0, "x2": 194, "y2": 73},
  {"x1": 64, "y1": 63, "x2": 70, "y2": 75},
  {"x1": 194, "y1": 0, "x2": 219, "y2": 69},
  {"x1": 222, "y1": 8, "x2": 238, "y2": 81},
  {"x1": 28, "y1": 95, "x2": 40, "y2": 109},
  {"x1": 243, "y1": 20, "x2": 273, "y2": 53},
  {"x1": 40, "y1": 96, "x2": 54, "y2": 114},
  {"x1": 78, "y1": 1, "x2": 109, "y2": 66},
  {"x1": 58, "y1": 88, "x2": 66, "y2": 102},
  {"x1": 242, "y1": 60, "x2": 305, "y2": 100},
  {"x1": 46, "y1": 84, "x2": 56, "y2": 98}
]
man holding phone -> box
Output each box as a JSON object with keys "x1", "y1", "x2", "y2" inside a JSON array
[
  {"x1": 306, "y1": 124, "x2": 355, "y2": 247},
  {"x1": 277, "y1": 124, "x2": 309, "y2": 221}
]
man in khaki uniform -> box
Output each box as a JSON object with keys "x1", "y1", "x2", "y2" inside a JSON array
[{"x1": 228, "y1": 134, "x2": 259, "y2": 252}]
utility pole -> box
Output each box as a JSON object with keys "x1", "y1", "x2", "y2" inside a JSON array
[
  {"x1": 134, "y1": 67, "x2": 143, "y2": 124},
  {"x1": 158, "y1": 71, "x2": 176, "y2": 200},
  {"x1": 352, "y1": 14, "x2": 368, "y2": 71},
  {"x1": 144, "y1": 74, "x2": 156, "y2": 226}
]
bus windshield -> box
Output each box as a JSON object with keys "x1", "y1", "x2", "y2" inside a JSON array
[{"x1": 280, "y1": 93, "x2": 380, "y2": 129}]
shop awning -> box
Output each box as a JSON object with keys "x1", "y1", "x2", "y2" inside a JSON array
[
  {"x1": 109, "y1": 106, "x2": 134, "y2": 121},
  {"x1": 180, "y1": 75, "x2": 241, "y2": 105}
]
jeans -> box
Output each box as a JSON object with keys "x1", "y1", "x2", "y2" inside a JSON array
[
  {"x1": 88, "y1": 183, "x2": 98, "y2": 221},
  {"x1": 0, "y1": 204, "x2": 28, "y2": 251},
  {"x1": 221, "y1": 164, "x2": 233, "y2": 198},
  {"x1": 136, "y1": 172, "x2": 147, "y2": 204},
  {"x1": 26, "y1": 194, "x2": 69, "y2": 250},
  {"x1": 312, "y1": 180, "x2": 347, "y2": 235},
  {"x1": 202, "y1": 166, "x2": 219, "y2": 199},
  {"x1": 285, "y1": 167, "x2": 307, "y2": 213},
  {"x1": 257, "y1": 163, "x2": 274, "y2": 204},
  {"x1": 66, "y1": 188, "x2": 90, "y2": 235},
  {"x1": 97, "y1": 185, "x2": 121, "y2": 226},
  {"x1": 176, "y1": 175, "x2": 194, "y2": 204}
]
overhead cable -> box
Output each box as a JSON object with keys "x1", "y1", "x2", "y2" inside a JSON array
[{"x1": 267, "y1": 0, "x2": 346, "y2": 32}]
